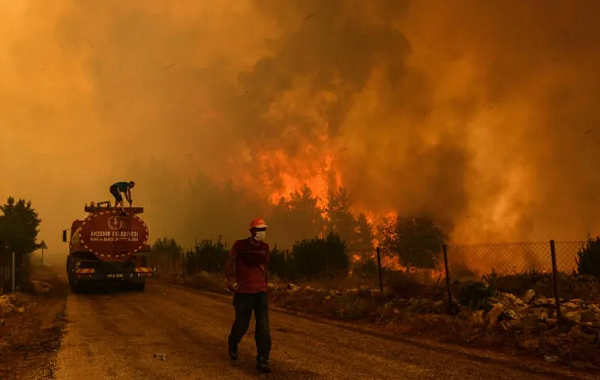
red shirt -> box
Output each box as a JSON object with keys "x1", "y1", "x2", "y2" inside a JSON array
[{"x1": 229, "y1": 238, "x2": 269, "y2": 294}]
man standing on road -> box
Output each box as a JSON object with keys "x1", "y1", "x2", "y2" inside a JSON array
[
  {"x1": 109, "y1": 181, "x2": 135, "y2": 216},
  {"x1": 224, "y1": 218, "x2": 272, "y2": 373}
]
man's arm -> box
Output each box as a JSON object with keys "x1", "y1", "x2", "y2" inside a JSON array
[{"x1": 126, "y1": 189, "x2": 132, "y2": 203}]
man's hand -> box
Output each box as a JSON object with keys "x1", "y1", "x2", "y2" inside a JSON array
[{"x1": 225, "y1": 280, "x2": 239, "y2": 292}]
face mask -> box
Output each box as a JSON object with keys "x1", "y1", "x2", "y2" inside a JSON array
[{"x1": 254, "y1": 231, "x2": 266, "y2": 241}]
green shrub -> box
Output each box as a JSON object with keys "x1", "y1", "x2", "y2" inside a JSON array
[
  {"x1": 385, "y1": 270, "x2": 428, "y2": 299},
  {"x1": 268, "y1": 246, "x2": 288, "y2": 279},
  {"x1": 576, "y1": 237, "x2": 600, "y2": 278},
  {"x1": 458, "y1": 281, "x2": 494, "y2": 310},
  {"x1": 291, "y1": 232, "x2": 349, "y2": 280},
  {"x1": 354, "y1": 258, "x2": 379, "y2": 279}
]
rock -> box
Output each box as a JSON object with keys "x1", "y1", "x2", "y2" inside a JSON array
[
  {"x1": 32, "y1": 280, "x2": 52, "y2": 294},
  {"x1": 534, "y1": 310, "x2": 549, "y2": 322},
  {"x1": 324, "y1": 295, "x2": 331, "y2": 300},
  {"x1": 563, "y1": 302, "x2": 579, "y2": 310},
  {"x1": 587, "y1": 305, "x2": 600, "y2": 322},
  {"x1": 570, "y1": 325, "x2": 598, "y2": 343},
  {"x1": 502, "y1": 319, "x2": 522, "y2": 331},
  {"x1": 579, "y1": 310, "x2": 598, "y2": 323},
  {"x1": 486, "y1": 303, "x2": 505, "y2": 326},
  {"x1": 532, "y1": 297, "x2": 555, "y2": 307},
  {"x1": 502, "y1": 309, "x2": 519, "y2": 320},
  {"x1": 544, "y1": 355, "x2": 560, "y2": 363},
  {"x1": 393, "y1": 308, "x2": 400, "y2": 315},
  {"x1": 470, "y1": 310, "x2": 485, "y2": 325},
  {"x1": 522, "y1": 289, "x2": 536, "y2": 304},
  {"x1": 0, "y1": 295, "x2": 14, "y2": 316},
  {"x1": 564, "y1": 311, "x2": 582, "y2": 324},
  {"x1": 432, "y1": 300, "x2": 445, "y2": 312},
  {"x1": 500, "y1": 293, "x2": 526, "y2": 307},
  {"x1": 521, "y1": 339, "x2": 540, "y2": 350}
]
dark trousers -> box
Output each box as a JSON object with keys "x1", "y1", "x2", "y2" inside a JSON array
[
  {"x1": 228, "y1": 291, "x2": 272, "y2": 361},
  {"x1": 109, "y1": 185, "x2": 122, "y2": 203}
]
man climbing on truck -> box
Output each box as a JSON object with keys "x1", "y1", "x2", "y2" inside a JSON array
[
  {"x1": 224, "y1": 217, "x2": 272, "y2": 373},
  {"x1": 109, "y1": 181, "x2": 135, "y2": 215}
]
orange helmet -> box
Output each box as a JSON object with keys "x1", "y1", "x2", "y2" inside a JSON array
[{"x1": 249, "y1": 218, "x2": 268, "y2": 230}]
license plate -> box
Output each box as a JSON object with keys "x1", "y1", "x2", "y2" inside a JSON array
[{"x1": 107, "y1": 273, "x2": 123, "y2": 278}]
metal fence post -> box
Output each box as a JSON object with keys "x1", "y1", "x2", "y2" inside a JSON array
[
  {"x1": 11, "y1": 251, "x2": 16, "y2": 292},
  {"x1": 376, "y1": 247, "x2": 384, "y2": 296},
  {"x1": 550, "y1": 240, "x2": 562, "y2": 322},
  {"x1": 182, "y1": 250, "x2": 186, "y2": 281},
  {"x1": 284, "y1": 250, "x2": 289, "y2": 287},
  {"x1": 443, "y1": 245, "x2": 452, "y2": 307}
]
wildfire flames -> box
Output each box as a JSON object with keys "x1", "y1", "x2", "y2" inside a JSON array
[
  {"x1": 249, "y1": 145, "x2": 343, "y2": 208},
  {"x1": 5, "y1": 0, "x2": 597, "y2": 256}
]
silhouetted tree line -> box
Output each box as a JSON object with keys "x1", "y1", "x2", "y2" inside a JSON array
[
  {"x1": 175, "y1": 232, "x2": 349, "y2": 281},
  {"x1": 149, "y1": 184, "x2": 452, "y2": 280}
]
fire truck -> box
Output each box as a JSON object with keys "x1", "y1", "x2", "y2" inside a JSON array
[{"x1": 63, "y1": 201, "x2": 154, "y2": 292}]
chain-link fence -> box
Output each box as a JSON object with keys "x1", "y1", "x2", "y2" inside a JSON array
[
  {"x1": 445, "y1": 242, "x2": 552, "y2": 278},
  {"x1": 444, "y1": 240, "x2": 600, "y2": 319},
  {"x1": 152, "y1": 235, "x2": 600, "y2": 318}
]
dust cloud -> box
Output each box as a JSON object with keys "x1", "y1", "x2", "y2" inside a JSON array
[{"x1": 1, "y1": 0, "x2": 599, "y2": 259}]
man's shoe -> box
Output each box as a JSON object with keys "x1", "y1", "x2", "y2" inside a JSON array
[
  {"x1": 257, "y1": 358, "x2": 271, "y2": 373},
  {"x1": 228, "y1": 344, "x2": 238, "y2": 361}
]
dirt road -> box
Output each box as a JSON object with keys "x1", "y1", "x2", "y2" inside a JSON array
[{"x1": 29, "y1": 279, "x2": 595, "y2": 380}]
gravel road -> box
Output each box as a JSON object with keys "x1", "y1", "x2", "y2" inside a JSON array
[{"x1": 43, "y1": 280, "x2": 596, "y2": 380}]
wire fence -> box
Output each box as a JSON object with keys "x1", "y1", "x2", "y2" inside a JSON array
[
  {"x1": 151, "y1": 237, "x2": 600, "y2": 319},
  {"x1": 445, "y1": 239, "x2": 600, "y2": 318}
]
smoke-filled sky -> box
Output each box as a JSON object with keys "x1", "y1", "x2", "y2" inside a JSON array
[{"x1": 1, "y1": 0, "x2": 599, "y2": 258}]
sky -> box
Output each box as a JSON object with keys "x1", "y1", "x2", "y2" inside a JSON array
[{"x1": 1, "y1": 0, "x2": 599, "y2": 260}]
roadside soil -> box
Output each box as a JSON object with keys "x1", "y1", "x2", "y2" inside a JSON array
[{"x1": 0, "y1": 265, "x2": 69, "y2": 379}]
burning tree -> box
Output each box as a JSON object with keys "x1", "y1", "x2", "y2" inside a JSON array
[
  {"x1": 325, "y1": 187, "x2": 373, "y2": 254},
  {"x1": 268, "y1": 185, "x2": 325, "y2": 249},
  {"x1": 379, "y1": 213, "x2": 447, "y2": 270}
]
